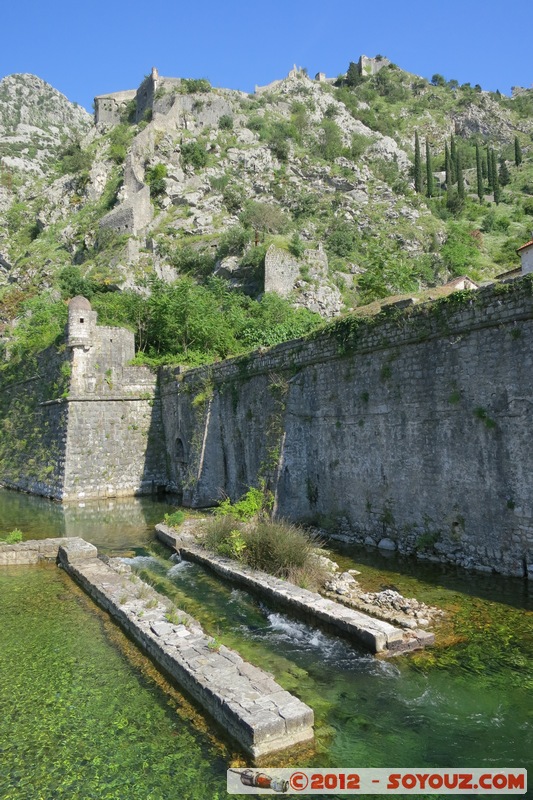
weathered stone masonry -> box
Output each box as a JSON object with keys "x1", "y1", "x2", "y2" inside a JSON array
[
  {"x1": 2, "y1": 281, "x2": 533, "y2": 578},
  {"x1": 1, "y1": 538, "x2": 315, "y2": 758},
  {"x1": 160, "y1": 280, "x2": 533, "y2": 578},
  {"x1": 0, "y1": 296, "x2": 167, "y2": 501}
]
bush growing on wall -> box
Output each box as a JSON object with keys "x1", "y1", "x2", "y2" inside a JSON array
[
  {"x1": 180, "y1": 78, "x2": 211, "y2": 94},
  {"x1": 145, "y1": 163, "x2": 167, "y2": 198}
]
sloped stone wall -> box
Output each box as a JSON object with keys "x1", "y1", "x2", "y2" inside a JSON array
[
  {"x1": 0, "y1": 346, "x2": 70, "y2": 498},
  {"x1": 160, "y1": 279, "x2": 533, "y2": 578}
]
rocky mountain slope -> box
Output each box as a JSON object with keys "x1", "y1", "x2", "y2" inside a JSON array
[
  {"x1": 1, "y1": 60, "x2": 532, "y2": 356},
  {"x1": 0, "y1": 73, "x2": 91, "y2": 189}
]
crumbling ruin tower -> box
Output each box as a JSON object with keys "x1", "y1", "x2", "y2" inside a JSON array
[
  {"x1": 94, "y1": 66, "x2": 158, "y2": 127},
  {"x1": 358, "y1": 55, "x2": 391, "y2": 76}
]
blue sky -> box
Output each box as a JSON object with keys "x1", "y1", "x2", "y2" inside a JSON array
[{"x1": 2, "y1": 0, "x2": 531, "y2": 111}]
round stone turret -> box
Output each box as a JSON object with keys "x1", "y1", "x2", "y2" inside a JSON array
[
  {"x1": 69, "y1": 295, "x2": 92, "y2": 311},
  {"x1": 67, "y1": 296, "x2": 97, "y2": 348}
]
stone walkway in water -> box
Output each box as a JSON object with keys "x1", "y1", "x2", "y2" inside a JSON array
[
  {"x1": 156, "y1": 525, "x2": 434, "y2": 654},
  {"x1": 1, "y1": 537, "x2": 314, "y2": 759}
]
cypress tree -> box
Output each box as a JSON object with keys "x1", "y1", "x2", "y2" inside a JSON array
[
  {"x1": 499, "y1": 158, "x2": 510, "y2": 186},
  {"x1": 450, "y1": 135, "x2": 457, "y2": 183},
  {"x1": 457, "y1": 151, "x2": 465, "y2": 203},
  {"x1": 426, "y1": 139, "x2": 433, "y2": 197},
  {"x1": 491, "y1": 150, "x2": 500, "y2": 204},
  {"x1": 487, "y1": 147, "x2": 493, "y2": 189},
  {"x1": 414, "y1": 131, "x2": 423, "y2": 193},
  {"x1": 346, "y1": 61, "x2": 361, "y2": 88},
  {"x1": 476, "y1": 143, "x2": 484, "y2": 203},
  {"x1": 444, "y1": 142, "x2": 452, "y2": 188},
  {"x1": 481, "y1": 151, "x2": 488, "y2": 180},
  {"x1": 514, "y1": 136, "x2": 522, "y2": 167}
]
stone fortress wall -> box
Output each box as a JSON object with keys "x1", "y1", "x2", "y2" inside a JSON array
[
  {"x1": 0, "y1": 296, "x2": 167, "y2": 501},
  {"x1": 2, "y1": 281, "x2": 533, "y2": 577},
  {"x1": 94, "y1": 57, "x2": 389, "y2": 128},
  {"x1": 159, "y1": 279, "x2": 533, "y2": 579}
]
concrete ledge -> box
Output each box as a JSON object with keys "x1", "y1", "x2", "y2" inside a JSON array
[
  {"x1": 155, "y1": 525, "x2": 425, "y2": 654},
  {"x1": 0, "y1": 537, "x2": 67, "y2": 565},
  {"x1": 58, "y1": 544, "x2": 314, "y2": 758},
  {"x1": 58, "y1": 539, "x2": 98, "y2": 563}
]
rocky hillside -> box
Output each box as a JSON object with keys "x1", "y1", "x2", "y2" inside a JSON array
[
  {"x1": 0, "y1": 73, "x2": 91, "y2": 187},
  {"x1": 1, "y1": 60, "x2": 532, "y2": 358}
]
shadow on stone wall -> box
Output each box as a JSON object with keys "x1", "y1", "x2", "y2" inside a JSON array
[
  {"x1": 0, "y1": 346, "x2": 70, "y2": 499},
  {"x1": 140, "y1": 373, "x2": 171, "y2": 501}
]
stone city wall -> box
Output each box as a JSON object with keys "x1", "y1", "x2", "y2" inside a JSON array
[
  {"x1": 0, "y1": 300, "x2": 167, "y2": 501},
  {"x1": 0, "y1": 346, "x2": 70, "y2": 498},
  {"x1": 160, "y1": 279, "x2": 533, "y2": 578}
]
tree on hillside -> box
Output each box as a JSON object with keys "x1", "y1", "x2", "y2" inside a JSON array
[
  {"x1": 487, "y1": 146, "x2": 493, "y2": 189},
  {"x1": 431, "y1": 74, "x2": 446, "y2": 87},
  {"x1": 414, "y1": 132, "x2": 422, "y2": 193},
  {"x1": 499, "y1": 158, "x2": 510, "y2": 186},
  {"x1": 491, "y1": 150, "x2": 500, "y2": 204},
  {"x1": 345, "y1": 61, "x2": 362, "y2": 88},
  {"x1": 476, "y1": 143, "x2": 484, "y2": 203},
  {"x1": 481, "y1": 151, "x2": 488, "y2": 180},
  {"x1": 457, "y1": 152, "x2": 465, "y2": 203},
  {"x1": 450, "y1": 135, "x2": 457, "y2": 184},
  {"x1": 445, "y1": 142, "x2": 452, "y2": 188},
  {"x1": 240, "y1": 200, "x2": 289, "y2": 235},
  {"x1": 425, "y1": 139, "x2": 433, "y2": 197},
  {"x1": 514, "y1": 136, "x2": 523, "y2": 168}
]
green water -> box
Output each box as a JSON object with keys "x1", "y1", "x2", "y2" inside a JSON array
[
  {"x1": 0, "y1": 566, "x2": 228, "y2": 800},
  {"x1": 129, "y1": 549, "x2": 533, "y2": 774},
  {"x1": 0, "y1": 488, "x2": 175, "y2": 553},
  {"x1": 1, "y1": 487, "x2": 533, "y2": 798}
]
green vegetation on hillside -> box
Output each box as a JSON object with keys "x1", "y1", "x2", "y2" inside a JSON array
[
  {"x1": 1, "y1": 64, "x2": 532, "y2": 369},
  {"x1": 0, "y1": 277, "x2": 321, "y2": 368}
]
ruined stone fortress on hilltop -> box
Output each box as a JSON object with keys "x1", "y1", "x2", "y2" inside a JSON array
[
  {"x1": 92, "y1": 56, "x2": 389, "y2": 316},
  {"x1": 93, "y1": 56, "x2": 390, "y2": 128}
]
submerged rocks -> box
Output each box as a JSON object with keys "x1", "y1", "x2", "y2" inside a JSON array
[{"x1": 378, "y1": 537, "x2": 397, "y2": 551}]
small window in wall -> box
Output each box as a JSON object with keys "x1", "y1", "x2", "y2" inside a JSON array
[{"x1": 80, "y1": 318, "x2": 84, "y2": 323}]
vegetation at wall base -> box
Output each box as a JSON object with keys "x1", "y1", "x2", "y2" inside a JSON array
[
  {"x1": 0, "y1": 529, "x2": 23, "y2": 543},
  {"x1": 164, "y1": 510, "x2": 186, "y2": 528},
  {"x1": 202, "y1": 489, "x2": 328, "y2": 590}
]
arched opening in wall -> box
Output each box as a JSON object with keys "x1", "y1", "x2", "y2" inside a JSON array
[{"x1": 176, "y1": 437, "x2": 187, "y2": 464}]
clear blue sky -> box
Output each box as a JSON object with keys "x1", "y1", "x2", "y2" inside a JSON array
[{"x1": 2, "y1": 0, "x2": 531, "y2": 112}]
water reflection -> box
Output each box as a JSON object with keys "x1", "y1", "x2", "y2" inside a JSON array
[{"x1": 0, "y1": 487, "x2": 176, "y2": 553}]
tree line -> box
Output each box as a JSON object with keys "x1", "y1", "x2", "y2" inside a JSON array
[{"x1": 414, "y1": 132, "x2": 522, "y2": 209}]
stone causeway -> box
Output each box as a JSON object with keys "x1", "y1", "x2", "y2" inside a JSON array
[
  {"x1": 1, "y1": 537, "x2": 314, "y2": 758},
  {"x1": 155, "y1": 525, "x2": 434, "y2": 654}
]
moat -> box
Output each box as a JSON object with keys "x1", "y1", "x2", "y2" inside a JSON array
[{"x1": 0, "y1": 488, "x2": 532, "y2": 799}]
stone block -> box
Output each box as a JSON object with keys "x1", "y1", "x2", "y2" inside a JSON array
[{"x1": 58, "y1": 538, "x2": 98, "y2": 564}]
